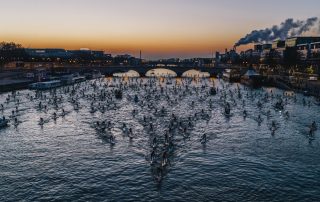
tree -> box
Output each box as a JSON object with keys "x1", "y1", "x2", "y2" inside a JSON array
[
  {"x1": 0, "y1": 42, "x2": 27, "y2": 70},
  {"x1": 0, "y1": 42, "x2": 22, "y2": 50},
  {"x1": 306, "y1": 65, "x2": 314, "y2": 74},
  {"x1": 283, "y1": 47, "x2": 301, "y2": 67}
]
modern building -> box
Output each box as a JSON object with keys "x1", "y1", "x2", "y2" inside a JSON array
[
  {"x1": 270, "y1": 40, "x2": 286, "y2": 62},
  {"x1": 262, "y1": 44, "x2": 272, "y2": 50},
  {"x1": 254, "y1": 44, "x2": 263, "y2": 51},
  {"x1": 309, "y1": 42, "x2": 320, "y2": 61},
  {"x1": 285, "y1": 37, "x2": 320, "y2": 48},
  {"x1": 26, "y1": 48, "x2": 72, "y2": 59},
  {"x1": 272, "y1": 40, "x2": 285, "y2": 49},
  {"x1": 219, "y1": 49, "x2": 240, "y2": 64},
  {"x1": 260, "y1": 44, "x2": 273, "y2": 62},
  {"x1": 297, "y1": 44, "x2": 310, "y2": 60},
  {"x1": 310, "y1": 42, "x2": 320, "y2": 54},
  {"x1": 91, "y1": 51, "x2": 105, "y2": 58},
  {"x1": 282, "y1": 36, "x2": 320, "y2": 61}
]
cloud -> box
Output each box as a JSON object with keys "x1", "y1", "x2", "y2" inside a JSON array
[{"x1": 235, "y1": 17, "x2": 319, "y2": 47}]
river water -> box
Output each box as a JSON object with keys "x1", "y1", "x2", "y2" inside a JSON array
[{"x1": 0, "y1": 74, "x2": 320, "y2": 201}]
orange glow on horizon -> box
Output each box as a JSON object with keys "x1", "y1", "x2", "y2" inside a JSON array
[
  {"x1": 0, "y1": 32, "x2": 249, "y2": 58},
  {"x1": 0, "y1": 0, "x2": 318, "y2": 58}
]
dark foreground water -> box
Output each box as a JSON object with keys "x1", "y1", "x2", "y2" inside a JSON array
[{"x1": 0, "y1": 77, "x2": 320, "y2": 202}]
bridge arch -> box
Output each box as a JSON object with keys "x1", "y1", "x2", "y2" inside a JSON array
[
  {"x1": 113, "y1": 70, "x2": 140, "y2": 77},
  {"x1": 182, "y1": 69, "x2": 210, "y2": 78},
  {"x1": 90, "y1": 65, "x2": 224, "y2": 77},
  {"x1": 145, "y1": 68, "x2": 177, "y2": 77}
]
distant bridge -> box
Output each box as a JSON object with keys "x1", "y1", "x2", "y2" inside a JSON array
[{"x1": 62, "y1": 64, "x2": 245, "y2": 77}]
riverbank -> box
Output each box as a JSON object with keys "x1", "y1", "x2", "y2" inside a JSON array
[
  {"x1": 221, "y1": 64, "x2": 320, "y2": 97},
  {"x1": 265, "y1": 75, "x2": 320, "y2": 97},
  {"x1": 0, "y1": 79, "x2": 33, "y2": 92},
  {"x1": 1, "y1": 67, "x2": 319, "y2": 98},
  {"x1": 0, "y1": 71, "x2": 33, "y2": 92}
]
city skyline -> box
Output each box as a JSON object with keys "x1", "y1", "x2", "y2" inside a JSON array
[{"x1": 1, "y1": 0, "x2": 320, "y2": 59}]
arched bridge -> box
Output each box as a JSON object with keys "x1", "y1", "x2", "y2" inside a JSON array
[{"x1": 72, "y1": 65, "x2": 242, "y2": 77}]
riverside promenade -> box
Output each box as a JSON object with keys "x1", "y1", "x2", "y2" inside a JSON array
[{"x1": 0, "y1": 71, "x2": 33, "y2": 92}]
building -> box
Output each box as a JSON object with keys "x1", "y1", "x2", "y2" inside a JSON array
[
  {"x1": 26, "y1": 48, "x2": 72, "y2": 59},
  {"x1": 285, "y1": 37, "x2": 320, "y2": 48},
  {"x1": 4, "y1": 61, "x2": 57, "y2": 70},
  {"x1": 297, "y1": 44, "x2": 310, "y2": 60},
  {"x1": 113, "y1": 54, "x2": 139, "y2": 66},
  {"x1": 262, "y1": 44, "x2": 272, "y2": 50},
  {"x1": 252, "y1": 44, "x2": 264, "y2": 59},
  {"x1": 220, "y1": 49, "x2": 240, "y2": 64},
  {"x1": 254, "y1": 44, "x2": 263, "y2": 51},
  {"x1": 272, "y1": 40, "x2": 285, "y2": 49},
  {"x1": 4, "y1": 48, "x2": 115, "y2": 69},
  {"x1": 293, "y1": 38, "x2": 320, "y2": 60},
  {"x1": 260, "y1": 44, "x2": 273, "y2": 62},
  {"x1": 310, "y1": 42, "x2": 320, "y2": 61},
  {"x1": 91, "y1": 51, "x2": 105, "y2": 58},
  {"x1": 310, "y1": 42, "x2": 320, "y2": 55},
  {"x1": 215, "y1": 52, "x2": 220, "y2": 63}
]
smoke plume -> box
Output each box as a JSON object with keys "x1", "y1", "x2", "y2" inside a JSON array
[{"x1": 235, "y1": 17, "x2": 319, "y2": 47}]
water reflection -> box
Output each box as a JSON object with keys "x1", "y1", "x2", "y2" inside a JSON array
[
  {"x1": 113, "y1": 70, "x2": 140, "y2": 77},
  {"x1": 182, "y1": 69, "x2": 210, "y2": 78},
  {"x1": 0, "y1": 77, "x2": 320, "y2": 201}
]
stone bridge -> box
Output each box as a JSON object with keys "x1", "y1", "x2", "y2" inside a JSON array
[{"x1": 65, "y1": 64, "x2": 243, "y2": 77}]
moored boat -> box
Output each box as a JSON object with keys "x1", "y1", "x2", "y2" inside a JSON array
[
  {"x1": 29, "y1": 80, "x2": 62, "y2": 90},
  {"x1": 240, "y1": 68, "x2": 263, "y2": 88},
  {"x1": 223, "y1": 69, "x2": 241, "y2": 82},
  {"x1": 85, "y1": 70, "x2": 104, "y2": 80},
  {"x1": 60, "y1": 74, "x2": 86, "y2": 85}
]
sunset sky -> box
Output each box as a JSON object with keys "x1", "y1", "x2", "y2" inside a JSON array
[{"x1": 0, "y1": 0, "x2": 320, "y2": 59}]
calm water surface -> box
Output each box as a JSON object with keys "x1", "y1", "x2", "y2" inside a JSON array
[{"x1": 0, "y1": 76, "x2": 320, "y2": 202}]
